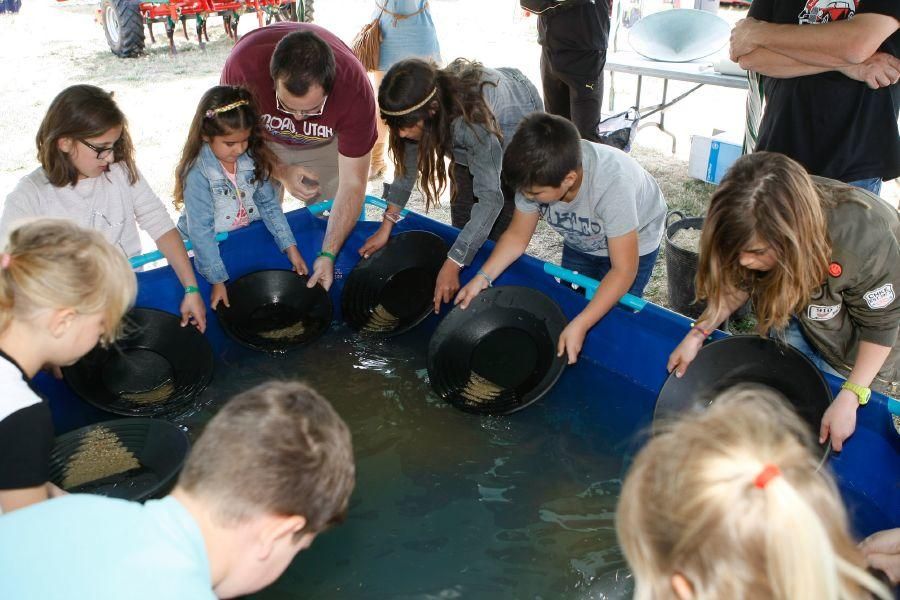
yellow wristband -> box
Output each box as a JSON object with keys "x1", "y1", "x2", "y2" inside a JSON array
[{"x1": 841, "y1": 380, "x2": 871, "y2": 406}]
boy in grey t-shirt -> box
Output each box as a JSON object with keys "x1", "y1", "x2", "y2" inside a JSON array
[{"x1": 455, "y1": 113, "x2": 667, "y2": 364}]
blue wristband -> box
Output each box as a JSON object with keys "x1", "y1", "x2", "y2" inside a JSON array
[{"x1": 477, "y1": 269, "x2": 493, "y2": 287}]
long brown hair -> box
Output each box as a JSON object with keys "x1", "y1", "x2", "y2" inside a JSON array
[
  {"x1": 696, "y1": 152, "x2": 836, "y2": 333},
  {"x1": 36, "y1": 85, "x2": 139, "y2": 187},
  {"x1": 379, "y1": 58, "x2": 502, "y2": 211},
  {"x1": 173, "y1": 86, "x2": 276, "y2": 209}
]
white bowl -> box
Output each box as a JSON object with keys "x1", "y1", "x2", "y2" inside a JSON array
[{"x1": 629, "y1": 9, "x2": 731, "y2": 63}]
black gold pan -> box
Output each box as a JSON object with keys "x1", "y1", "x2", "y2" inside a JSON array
[
  {"x1": 342, "y1": 230, "x2": 449, "y2": 336},
  {"x1": 428, "y1": 286, "x2": 568, "y2": 415}
]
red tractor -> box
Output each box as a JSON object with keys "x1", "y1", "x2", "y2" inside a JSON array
[{"x1": 92, "y1": 0, "x2": 314, "y2": 57}]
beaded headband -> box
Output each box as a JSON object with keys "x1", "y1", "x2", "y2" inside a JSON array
[
  {"x1": 380, "y1": 88, "x2": 437, "y2": 117},
  {"x1": 205, "y1": 100, "x2": 250, "y2": 119}
]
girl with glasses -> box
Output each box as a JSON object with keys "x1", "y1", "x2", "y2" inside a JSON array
[{"x1": 0, "y1": 84, "x2": 206, "y2": 332}]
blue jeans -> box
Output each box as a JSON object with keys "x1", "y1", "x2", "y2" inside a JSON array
[
  {"x1": 560, "y1": 244, "x2": 660, "y2": 298},
  {"x1": 780, "y1": 319, "x2": 842, "y2": 378},
  {"x1": 847, "y1": 178, "x2": 882, "y2": 196}
]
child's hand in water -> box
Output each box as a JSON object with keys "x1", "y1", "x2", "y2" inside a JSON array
[
  {"x1": 181, "y1": 291, "x2": 207, "y2": 333},
  {"x1": 286, "y1": 246, "x2": 308, "y2": 275},
  {"x1": 210, "y1": 283, "x2": 230, "y2": 311},
  {"x1": 557, "y1": 318, "x2": 590, "y2": 365}
]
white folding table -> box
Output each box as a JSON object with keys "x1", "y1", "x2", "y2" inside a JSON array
[{"x1": 604, "y1": 51, "x2": 749, "y2": 152}]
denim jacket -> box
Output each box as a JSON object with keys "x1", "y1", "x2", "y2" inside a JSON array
[
  {"x1": 386, "y1": 66, "x2": 543, "y2": 266},
  {"x1": 177, "y1": 144, "x2": 296, "y2": 284}
]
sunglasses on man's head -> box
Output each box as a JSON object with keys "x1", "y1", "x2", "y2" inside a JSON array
[{"x1": 78, "y1": 138, "x2": 119, "y2": 160}]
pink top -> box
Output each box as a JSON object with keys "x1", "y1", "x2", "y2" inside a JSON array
[{"x1": 220, "y1": 162, "x2": 250, "y2": 230}]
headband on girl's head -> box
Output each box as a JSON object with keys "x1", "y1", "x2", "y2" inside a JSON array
[
  {"x1": 205, "y1": 100, "x2": 250, "y2": 119},
  {"x1": 380, "y1": 88, "x2": 438, "y2": 117}
]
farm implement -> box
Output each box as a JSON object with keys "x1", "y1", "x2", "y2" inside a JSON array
[{"x1": 73, "y1": 0, "x2": 313, "y2": 57}]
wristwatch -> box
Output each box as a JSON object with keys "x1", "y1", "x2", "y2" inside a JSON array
[{"x1": 841, "y1": 380, "x2": 871, "y2": 406}]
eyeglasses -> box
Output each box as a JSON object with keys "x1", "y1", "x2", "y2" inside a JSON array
[
  {"x1": 79, "y1": 138, "x2": 118, "y2": 160},
  {"x1": 275, "y1": 93, "x2": 328, "y2": 119}
]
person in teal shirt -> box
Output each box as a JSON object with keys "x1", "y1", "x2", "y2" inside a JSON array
[{"x1": 0, "y1": 381, "x2": 355, "y2": 600}]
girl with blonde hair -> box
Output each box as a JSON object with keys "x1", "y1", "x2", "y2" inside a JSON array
[
  {"x1": 616, "y1": 385, "x2": 892, "y2": 600},
  {"x1": 667, "y1": 152, "x2": 899, "y2": 451},
  {"x1": 0, "y1": 219, "x2": 136, "y2": 513}
]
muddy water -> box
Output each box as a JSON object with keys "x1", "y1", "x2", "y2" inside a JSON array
[{"x1": 183, "y1": 325, "x2": 641, "y2": 599}]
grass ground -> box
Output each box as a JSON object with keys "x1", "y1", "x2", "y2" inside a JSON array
[{"x1": 0, "y1": 0, "x2": 895, "y2": 329}]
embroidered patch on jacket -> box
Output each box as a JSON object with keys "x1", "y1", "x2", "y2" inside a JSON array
[
  {"x1": 807, "y1": 304, "x2": 841, "y2": 321},
  {"x1": 828, "y1": 262, "x2": 842, "y2": 277},
  {"x1": 863, "y1": 283, "x2": 896, "y2": 310}
]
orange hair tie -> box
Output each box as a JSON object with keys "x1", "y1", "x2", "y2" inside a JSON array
[{"x1": 754, "y1": 464, "x2": 781, "y2": 489}]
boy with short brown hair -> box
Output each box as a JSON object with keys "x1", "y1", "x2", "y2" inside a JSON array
[{"x1": 0, "y1": 381, "x2": 355, "y2": 600}]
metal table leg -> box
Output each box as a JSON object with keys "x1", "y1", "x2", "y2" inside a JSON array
[{"x1": 659, "y1": 78, "x2": 677, "y2": 153}]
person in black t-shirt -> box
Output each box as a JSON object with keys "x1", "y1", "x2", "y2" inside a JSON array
[
  {"x1": 536, "y1": 0, "x2": 611, "y2": 142},
  {"x1": 0, "y1": 219, "x2": 135, "y2": 513},
  {"x1": 730, "y1": 0, "x2": 900, "y2": 196}
]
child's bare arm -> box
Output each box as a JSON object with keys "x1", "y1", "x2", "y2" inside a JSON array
[
  {"x1": 668, "y1": 287, "x2": 749, "y2": 377},
  {"x1": 820, "y1": 340, "x2": 892, "y2": 451},
  {"x1": 454, "y1": 209, "x2": 539, "y2": 309},
  {"x1": 558, "y1": 231, "x2": 639, "y2": 364},
  {"x1": 0, "y1": 485, "x2": 49, "y2": 513},
  {"x1": 156, "y1": 229, "x2": 207, "y2": 333}
]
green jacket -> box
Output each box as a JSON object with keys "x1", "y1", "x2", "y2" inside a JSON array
[{"x1": 797, "y1": 178, "x2": 900, "y2": 393}]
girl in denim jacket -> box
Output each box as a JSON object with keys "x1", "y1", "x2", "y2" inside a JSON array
[{"x1": 175, "y1": 86, "x2": 307, "y2": 310}]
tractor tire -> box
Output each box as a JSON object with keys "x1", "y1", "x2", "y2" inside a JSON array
[
  {"x1": 101, "y1": 0, "x2": 145, "y2": 58},
  {"x1": 279, "y1": 2, "x2": 297, "y2": 22},
  {"x1": 301, "y1": 0, "x2": 313, "y2": 22}
]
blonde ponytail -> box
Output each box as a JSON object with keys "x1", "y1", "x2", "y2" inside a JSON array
[
  {"x1": 0, "y1": 260, "x2": 15, "y2": 336},
  {"x1": 0, "y1": 218, "x2": 136, "y2": 344},
  {"x1": 617, "y1": 385, "x2": 891, "y2": 600}
]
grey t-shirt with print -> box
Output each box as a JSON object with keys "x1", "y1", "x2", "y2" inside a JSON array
[{"x1": 515, "y1": 140, "x2": 666, "y2": 257}]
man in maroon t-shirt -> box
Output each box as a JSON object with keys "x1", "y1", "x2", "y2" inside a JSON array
[{"x1": 222, "y1": 22, "x2": 377, "y2": 290}]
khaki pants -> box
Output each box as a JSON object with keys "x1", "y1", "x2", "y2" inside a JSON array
[{"x1": 267, "y1": 138, "x2": 340, "y2": 207}]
